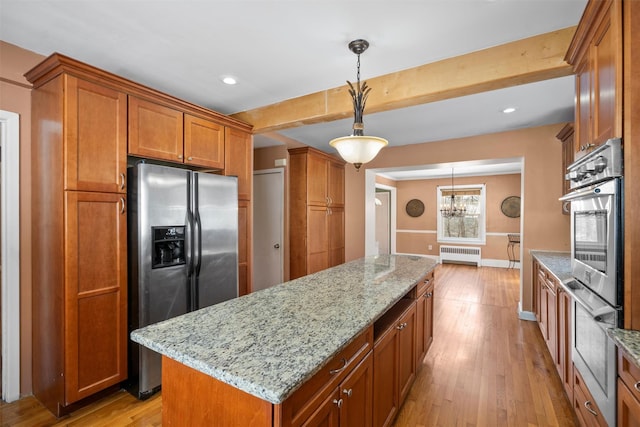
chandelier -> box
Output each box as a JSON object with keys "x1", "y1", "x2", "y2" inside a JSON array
[
  {"x1": 440, "y1": 168, "x2": 467, "y2": 218},
  {"x1": 329, "y1": 39, "x2": 388, "y2": 171}
]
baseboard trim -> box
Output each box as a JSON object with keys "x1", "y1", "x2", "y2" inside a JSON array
[{"x1": 518, "y1": 302, "x2": 537, "y2": 321}]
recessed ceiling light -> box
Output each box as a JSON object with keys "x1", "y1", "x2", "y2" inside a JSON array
[
  {"x1": 502, "y1": 107, "x2": 517, "y2": 114},
  {"x1": 222, "y1": 76, "x2": 237, "y2": 85}
]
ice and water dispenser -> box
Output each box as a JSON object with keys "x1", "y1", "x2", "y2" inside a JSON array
[{"x1": 152, "y1": 226, "x2": 185, "y2": 268}]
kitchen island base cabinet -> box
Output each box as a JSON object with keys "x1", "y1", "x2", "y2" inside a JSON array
[{"x1": 617, "y1": 351, "x2": 640, "y2": 426}]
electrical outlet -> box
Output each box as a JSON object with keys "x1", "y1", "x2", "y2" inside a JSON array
[{"x1": 428, "y1": 245, "x2": 433, "y2": 251}]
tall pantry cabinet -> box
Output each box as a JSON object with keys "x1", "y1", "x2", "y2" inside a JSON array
[
  {"x1": 26, "y1": 53, "x2": 254, "y2": 415},
  {"x1": 289, "y1": 147, "x2": 346, "y2": 279},
  {"x1": 27, "y1": 64, "x2": 128, "y2": 416}
]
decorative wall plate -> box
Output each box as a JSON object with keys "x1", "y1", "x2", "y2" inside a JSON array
[
  {"x1": 405, "y1": 199, "x2": 425, "y2": 217},
  {"x1": 501, "y1": 196, "x2": 521, "y2": 218}
]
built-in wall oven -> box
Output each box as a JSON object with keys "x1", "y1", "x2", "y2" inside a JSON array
[{"x1": 560, "y1": 138, "x2": 623, "y2": 427}]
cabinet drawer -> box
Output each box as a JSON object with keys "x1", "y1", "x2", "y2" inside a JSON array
[
  {"x1": 574, "y1": 368, "x2": 608, "y2": 427},
  {"x1": 415, "y1": 270, "x2": 434, "y2": 299},
  {"x1": 281, "y1": 326, "x2": 373, "y2": 426},
  {"x1": 619, "y1": 351, "x2": 640, "y2": 403}
]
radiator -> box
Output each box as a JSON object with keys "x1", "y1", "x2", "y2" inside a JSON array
[{"x1": 439, "y1": 245, "x2": 481, "y2": 266}]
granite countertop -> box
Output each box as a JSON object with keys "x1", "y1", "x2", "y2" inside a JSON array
[
  {"x1": 530, "y1": 250, "x2": 572, "y2": 283},
  {"x1": 131, "y1": 254, "x2": 437, "y2": 404},
  {"x1": 609, "y1": 329, "x2": 640, "y2": 367}
]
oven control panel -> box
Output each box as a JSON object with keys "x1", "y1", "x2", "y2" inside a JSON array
[{"x1": 565, "y1": 138, "x2": 622, "y2": 189}]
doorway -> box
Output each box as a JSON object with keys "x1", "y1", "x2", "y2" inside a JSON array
[
  {"x1": 1, "y1": 110, "x2": 20, "y2": 402},
  {"x1": 375, "y1": 190, "x2": 391, "y2": 255},
  {"x1": 253, "y1": 169, "x2": 284, "y2": 292}
]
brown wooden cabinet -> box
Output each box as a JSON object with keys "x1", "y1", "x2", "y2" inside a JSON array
[
  {"x1": 618, "y1": 351, "x2": 640, "y2": 427},
  {"x1": 373, "y1": 300, "x2": 417, "y2": 427},
  {"x1": 574, "y1": 367, "x2": 608, "y2": 427},
  {"x1": 129, "y1": 97, "x2": 228, "y2": 169},
  {"x1": 566, "y1": 0, "x2": 622, "y2": 159},
  {"x1": 557, "y1": 288, "x2": 574, "y2": 402},
  {"x1": 289, "y1": 147, "x2": 346, "y2": 279},
  {"x1": 535, "y1": 261, "x2": 558, "y2": 364},
  {"x1": 416, "y1": 271, "x2": 435, "y2": 366},
  {"x1": 225, "y1": 127, "x2": 253, "y2": 294},
  {"x1": 26, "y1": 52, "x2": 254, "y2": 415},
  {"x1": 556, "y1": 123, "x2": 574, "y2": 214},
  {"x1": 27, "y1": 69, "x2": 128, "y2": 416}
]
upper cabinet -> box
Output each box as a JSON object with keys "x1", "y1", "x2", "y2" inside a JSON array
[
  {"x1": 566, "y1": 0, "x2": 622, "y2": 159},
  {"x1": 128, "y1": 97, "x2": 227, "y2": 169}
]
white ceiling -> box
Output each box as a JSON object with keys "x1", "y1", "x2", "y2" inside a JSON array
[{"x1": 0, "y1": 0, "x2": 587, "y2": 178}]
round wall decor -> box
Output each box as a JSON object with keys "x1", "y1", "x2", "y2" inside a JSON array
[
  {"x1": 405, "y1": 199, "x2": 425, "y2": 217},
  {"x1": 501, "y1": 196, "x2": 521, "y2": 218}
]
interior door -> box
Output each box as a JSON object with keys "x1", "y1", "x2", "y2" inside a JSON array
[{"x1": 253, "y1": 169, "x2": 284, "y2": 292}]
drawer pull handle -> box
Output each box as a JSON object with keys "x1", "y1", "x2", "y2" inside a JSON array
[
  {"x1": 584, "y1": 400, "x2": 598, "y2": 416},
  {"x1": 120, "y1": 197, "x2": 126, "y2": 214},
  {"x1": 119, "y1": 172, "x2": 126, "y2": 190},
  {"x1": 634, "y1": 381, "x2": 640, "y2": 392},
  {"x1": 333, "y1": 398, "x2": 343, "y2": 408},
  {"x1": 342, "y1": 388, "x2": 352, "y2": 397},
  {"x1": 329, "y1": 358, "x2": 347, "y2": 375}
]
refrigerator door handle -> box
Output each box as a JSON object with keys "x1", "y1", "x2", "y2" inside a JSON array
[
  {"x1": 194, "y1": 210, "x2": 202, "y2": 275},
  {"x1": 185, "y1": 210, "x2": 194, "y2": 277}
]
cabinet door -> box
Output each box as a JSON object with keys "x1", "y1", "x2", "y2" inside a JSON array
[
  {"x1": 545, "y1": 283, "x2": 558, "y2": 365},
  {"x1": 619, "y1": 380, "x2": 640, "y2": 427},
  {"x1": 238, "y1": 200, "x2": 252, "y2": 296},
  {"x1": 308, "y1": 154, "x2": 329, "y2": 206},
  {"x1": 592, "y1": 0, "x2": 622, "y2": 146},
  {"x1": 558, "y1": 289, "x2": 573, "y2": 401},
  {"x1": 416, "y1": 282, "x2": 435, "y2": 366},
  {"x1": 340, "y1": 352, "x2": 373, "y2": 427},
  {"x1": 65, "y1": 77, "x2": 127, "y2": 193},
  {"x1": 328, "y1": 161, "x2": 345, "y2": 208},
  {"x1": 64, "y1": 191, "x2": 127, "y2": 404},
  {"x1": 128, "y1": 96, "x2": 184, "y2": 162},
  {"x1": 575, "y1": 55, "x2": 592, "y2": 159},
  {"x1": 224, "y1": 127, "x2": 252, "y2": 201},
  {"x1": 373, "y1": 328, "x2": 398, "y2": 427},
  {"x1": 302, "y1": 389, "x2": 340, "y2": 427},
  {"x1": 184, "y1": 114, "x2": 225, "y2": 169},
  {"x1": 397, "y1": 304, "x2": 417, "y2": 405},
  {"x1": 308, "y1": 206, "x2": 329, "y2": 274},
  {"x1": 328, "y1": 207, "x2": 345, "y2": 268}
]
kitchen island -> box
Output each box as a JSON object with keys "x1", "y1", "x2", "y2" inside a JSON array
[{"x1": 131, "y1": 254, "x2": 437, "y2": 426}]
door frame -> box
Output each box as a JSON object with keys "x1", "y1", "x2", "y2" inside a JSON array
[
  {"x1": 375, "y1": 184, "x2": 396, "y2": 254},
  {"x1": 1, "y1": 110, "x2": 21, "y2": 402},
  {"x1": 252, "y1": 168, "x2": 284, "y2": 290}
]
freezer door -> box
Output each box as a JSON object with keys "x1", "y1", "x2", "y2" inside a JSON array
[{"x1": 193, "y1": 172, "x2": 239, "y2": 309}]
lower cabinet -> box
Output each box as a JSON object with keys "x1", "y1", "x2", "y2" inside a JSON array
[
  {"x1": 574, "y1": 367, "x2": 608, "y2": 427},
  {"x1": 373, "y1": 300, "x2": 417, "y2": 427},
  {"x1": 416, "y1": 271, "x2": 435, "y2": 365},
  {"x1": 618, "y1": 352, "x2": 640, "y2": 426},
  {"x1": 304, "y1": 353, "x2": 373, "y2": 427}
]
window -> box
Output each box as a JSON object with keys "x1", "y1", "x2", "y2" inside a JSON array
[{"x1": 437, "y1": 184, "x2": 486, "y2": 244}]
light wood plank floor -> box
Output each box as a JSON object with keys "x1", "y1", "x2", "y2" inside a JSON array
[{"x1": 1, "y1": 264, "x2": 575, "y2": 426}]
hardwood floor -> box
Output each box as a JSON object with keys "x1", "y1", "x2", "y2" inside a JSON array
[
  {"x1": 1, "y1": 264, "x2": 575, "y2": 426},
  {"x1": 392, "y1": 264, "x2": 576, "y2": 427}
]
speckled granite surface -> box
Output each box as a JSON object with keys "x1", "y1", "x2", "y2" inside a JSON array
[
  {"x1": 530, "y1": 250, "x2": 572, "y2": 283},
  {"x1": 609, "y1": 329, "x2": 640, "y2": 367},
  {"x1": 131, "y1": 254, "x2": 437, "y2": 404}
]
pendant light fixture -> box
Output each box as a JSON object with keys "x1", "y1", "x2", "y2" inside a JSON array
[
  {"x1": 440, "y1": 168, "x2": 467, "y2": 218},
  {"x1": 330, "y1": 39, "x2": 388, "y2": 171}
]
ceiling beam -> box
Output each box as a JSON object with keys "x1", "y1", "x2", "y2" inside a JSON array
[{"x1": 232, "y1": 26, "x2": 576, "y2": 133}]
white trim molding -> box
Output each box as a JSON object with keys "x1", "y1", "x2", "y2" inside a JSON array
[{"x1": 1, "y1": 110, "x2": 21, "y2": 402}]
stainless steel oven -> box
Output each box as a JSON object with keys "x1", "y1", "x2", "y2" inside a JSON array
[{"x1": 560, "y1": 138, "x2": 623, "y2": 427}]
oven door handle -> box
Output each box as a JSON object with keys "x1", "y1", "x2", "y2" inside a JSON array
[
  {"x1": 562, "y1": 280, "x2": 618, "y2": 329},
  {"x1": 560, "y1": 182, "x2": 617, "y2": 202}
]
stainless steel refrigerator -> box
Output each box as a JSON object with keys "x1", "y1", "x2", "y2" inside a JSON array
[{"x1": 127, "y1": 163, "x2": 239, "y2": 399}]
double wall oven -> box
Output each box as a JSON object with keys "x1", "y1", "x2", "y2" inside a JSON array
[{"x1": 560, "y1": 138, "x2": 623, "y2": 427}]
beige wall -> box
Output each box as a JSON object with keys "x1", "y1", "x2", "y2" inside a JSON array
[
  {"x1": 394, "y1": 174, "x2": 521, "y2": 260},
  {"x1": 0, "y1": 41, "x2": 45, "y2": 395},
  {"x1": 344, "y1": 123, "x2": 570, "y2": 312}
]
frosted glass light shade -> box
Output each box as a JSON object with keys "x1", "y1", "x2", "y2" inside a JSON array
[{"x1": 329, "y1": 135, "x2": 388, "y2": 169}]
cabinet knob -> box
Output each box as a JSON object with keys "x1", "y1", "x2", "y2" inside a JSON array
[
  {"x1": 342, "y1": 388, "x2": 352, "y2": 397},
  {"x1": 634, "y1": 381, "x2": 640, "y2": 393},
  {"x1": 333, "y1": 398, "x2": 343, "y2": 408},
  {"x1": 178, "y1": 154, "x2": 183, "y2": 159},
  {"x1": 187, "y1": 156, "x2": 193, "y2": 161}
]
